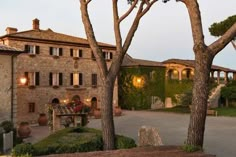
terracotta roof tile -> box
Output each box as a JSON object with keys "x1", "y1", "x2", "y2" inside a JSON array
[
  {"x1": 0, "y1": 44, "x2": 24, "y2": 55},
  {"x1": 1, "y1": 29, "x2": 115, "y2": 48}
]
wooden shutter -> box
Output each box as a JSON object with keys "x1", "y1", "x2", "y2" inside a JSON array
[
  {"x1": 50, "y1": 47, "x2": 53, "y2": 55},
  {"x1": 79, "y1": 73, "x2": 83, "y2": 86},
  {"x1": 35, "y1": 72, "x2": 40, "y2": 86},
  {"x1": 25, "y1": 45, "x2": 29, "y2": 52},
  {"x1": 59, "y1": 73, "x2": 63, "y2": 85},
  {"x1": 49, "y1": 72, "x2": 52, "y2": 85},
  {"x1": 70, "y1": 73, "x2": 73, "y2": 85},
  {"x1": 110, "y1": 52, "x2": 113, "y2": 59},
  {"x1": 36, "y1": 46, "x2": 40, "y2": 54},
  {"x1": 103, "y1": 52, "x2": 106, "y2": 59},
  {"x1": 24, "y1": 72, "x2": 29, "y2": 85},
  {"x1": 79, "y1": 49, "x2": 83, "y2": 58},
  {"x1": 70, "y1": 49, "x2": 73, "y2": 57},
  {"x1": 92, "y1": 74, "x2": 97, "y2": 86},
  {"x1": 59, "y1": 48, "x2": 63, "y2": 56}
]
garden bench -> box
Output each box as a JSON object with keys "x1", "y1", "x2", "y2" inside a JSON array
[{"x1": 207, "y1": 109, "x2": 218, "y2": 116}]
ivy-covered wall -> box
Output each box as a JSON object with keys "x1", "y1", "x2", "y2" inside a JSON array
[
  {"x1": 165, "y1": 80, "x2": 193, "y2": 103},
  {"x1": 118, "y1": 66, "x2": 166, "y2": 110}
]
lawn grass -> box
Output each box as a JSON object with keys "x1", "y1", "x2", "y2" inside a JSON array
[{"x1": 214, "y1": 107, "x2": 236, "y2": 117}]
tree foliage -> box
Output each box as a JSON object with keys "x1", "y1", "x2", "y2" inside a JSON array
[{"x1": 209, "y1": 15, "x2": 236, "y2": 37}]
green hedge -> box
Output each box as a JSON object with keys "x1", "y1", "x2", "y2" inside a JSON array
[
  {"x1": 12, "y1": 127, "x2": 136, "y2": 156},
  {"x1": 119, "y1": 66, "x2": 165, "y2": 110}
]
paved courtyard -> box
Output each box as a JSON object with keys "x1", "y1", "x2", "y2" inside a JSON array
[{"x1": 87, "y1": 110, "x2": 236, "y2": 157}]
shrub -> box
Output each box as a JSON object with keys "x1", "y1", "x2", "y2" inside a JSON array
[
  {"x1": 11, "y1": 143, "x2": 34, "y2": 156},
  {"x1": 115, "y1": 135, "x2": 136, "y2": 149},
  {"x1": 0, "y1": 121, "x2": 13, "y2": 133},
  {"x1": 32, "y1": 127, "x2": 136, "y2": 156}
]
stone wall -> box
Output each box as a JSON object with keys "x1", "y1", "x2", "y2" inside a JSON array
[
  {"x1": 7, "y1": 39, "x2": 118, "y2": 124},
  {"x1": 0, "y1": 55, "x2": 12, "y2": 123}
]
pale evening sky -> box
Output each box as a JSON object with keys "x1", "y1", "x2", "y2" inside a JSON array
[{"x1": 0, "y1": 0, "x2": 236, "y2": 69}]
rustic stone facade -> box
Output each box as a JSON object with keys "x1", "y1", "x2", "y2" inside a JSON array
[{"x1": 0, "y1": 19, "x2": 118, "y2": 124}]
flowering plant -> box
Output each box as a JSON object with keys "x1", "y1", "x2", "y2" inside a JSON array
[{"x1": 66, "y1": 100, "x2": 90, "y2": 114}]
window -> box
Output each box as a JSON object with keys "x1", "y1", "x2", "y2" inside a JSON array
[
  {"x1": 49, "y1": 72, "x2": 63, "y2": 87},
  {"x1": 70, "y1": 73, "x2": 83, "y2": 87},
  {"x1": 50, "y1": 47, "x2": 63, "y2": 57},
  {"x1": 91, "y1": 51, "x2": 96, "y2": 60},
  {"x1": 70, "y1": 49, "x2": 83, "y2": 59},
  {"x1": 92, "y1": 73, "x2": 97, "y2": 87},
  {"x1": 28, "y1": 103, "x2": 35, "y2": 113},
  {"x1": 24, "y1": 72, "x2": 40, "y2": 87},
  {"x1": 103, "y1": 51, "x2": 113, "y2": 60},
  {"x1": 25, "y1": 45, "x2": 40, "y2": 55}
]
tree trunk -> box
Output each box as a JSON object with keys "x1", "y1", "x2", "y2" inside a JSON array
[
  {"x1": 187, "y1": 51, "x2": 213, "y2": 147},
  {"x1": 101, "y1": 78, "x2": 115, "y2": 150},
  {"x1": 226, "y1": 98, "x2": 229, "y2": 107}
]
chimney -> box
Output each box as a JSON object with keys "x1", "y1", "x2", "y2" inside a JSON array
[
  {"x1": 32, "y1": 18, "x2": 40, "y2": 30},
  {"x1": 5, "y1": 27, "x2": 18, "y2": 34}
]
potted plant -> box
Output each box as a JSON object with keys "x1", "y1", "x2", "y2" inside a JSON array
[
  {"x1": 38, "y1": 113, "x2": 48, "y2": 126},
  {"x1": 0, "y1": 120, "x2": 13, "y2": 133},
  {"x1": 18, "y1": 122, "x2": 31, "y2": 138}
]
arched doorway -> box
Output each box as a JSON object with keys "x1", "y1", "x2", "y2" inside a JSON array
[
  {"x1": 91, "y1": 97, "x2": 97, "y2": 115},
  {"x1": 52, "y1": 98, "x2": 60, "y2": 104},
  {"x1": 72, "y1": 95, "x2": 80, "y2": 102}
]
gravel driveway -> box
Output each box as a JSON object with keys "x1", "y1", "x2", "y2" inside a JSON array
[{"x1": 87, "y1": 110, "x2": 236, "y2": 157}]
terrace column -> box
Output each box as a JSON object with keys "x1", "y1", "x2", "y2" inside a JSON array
[
  {"x1": 178, "y1": 69, "x2": 182, "y2": 81},
  {"x1": 224, "y1": 72, "x2": 228, "y2": 84},
  {"x1": 217, "y1": 71, "x2": 220, "y2": 84}
]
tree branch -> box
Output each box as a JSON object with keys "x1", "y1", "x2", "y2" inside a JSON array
[
  {"x1": 118, "y1": 0, "x2": 138, "y2": 23},
  {"x1": 86, "y1": 0, "x2": 92, "y2": 5},
  {"x1": 80, "y1": 0, "x2": 108, "y2": 79},
  {"x1": 182, "y1": 0, "x2": 206, "y2": 52},
  {"x1": 140, "y1": 0, "x2": 157, "y2": 17},
  {"x1": 209, "y1": 23, "x2": 236, "y2": 56}
]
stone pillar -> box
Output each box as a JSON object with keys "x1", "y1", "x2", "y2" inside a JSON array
[
  {"x1": 53, "y1": 110, "x2": 60, "y2": 132},
  {"x1": 178, "y1": 69, "x2": 182, "y2": 81},
  {"x1": 224, "y1": 72, "x2": 228, "y2": 84},
  {"x1": 217, "y1": 71, "x2": 220, "y2": 84},
  {"x1": 138, "y1": 126, "x2": 163, "y2": 146},
  {"x1": 233, "y1": 73, "x2": 236, "y2": 80}
]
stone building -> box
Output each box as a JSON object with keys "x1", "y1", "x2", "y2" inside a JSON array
[
  {"x1": 0, "y1": 19, "x2": 117, "y2": 124},
  {"x1": 0, "y1": 44, "x2": 24, "y2": 123}
]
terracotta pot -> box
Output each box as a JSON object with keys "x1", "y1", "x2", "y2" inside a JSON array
[
  {"x1": 18, "y1": 122, "x2": 31, "y2": 138},
  {"x1": 38, "y1": 113, "x2": 48, "y2": 126},
  {"x1": 94, "y1": 109, "x2": 101, "y2": 119},
  {"x1": 114, "y1": 107, "x2": 122, "y2": 116}
]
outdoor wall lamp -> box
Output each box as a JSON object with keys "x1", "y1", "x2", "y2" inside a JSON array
[
  {"x1": 133, "y1": 76, "x2": 145, "y2": 88},
  {"x1": 19, "y1": 77, "x2": 27, "y2": 85}
]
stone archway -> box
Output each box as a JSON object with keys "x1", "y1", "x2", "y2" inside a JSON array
[{"x1": 52, "y1": 98, "x2": 60, "y2": 104}]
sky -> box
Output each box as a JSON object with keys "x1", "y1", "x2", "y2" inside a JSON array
[{"x1": 0, "y1": 0, "x2": 236, "y2": 69}]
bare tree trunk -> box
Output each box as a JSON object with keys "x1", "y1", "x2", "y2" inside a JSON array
[
  {"x1": 101, "y1": 78, "x2": 116, "y2": 150},
  {"x1": 226, "y1": 98, "x2": 229, "y2": 107},
  {"x1": 187, "y1": 51, "x2": 213, "y2": 147}
]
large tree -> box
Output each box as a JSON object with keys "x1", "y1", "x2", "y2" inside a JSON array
[
  {"x1": 79, "y1": 0, "x2": 236, "y2": 150},
  {"x1": 209, "y1": 15, "x2": 236, "y2": 50},
  {"x1": 79, "y1": 0, "x2": 157, "y2": 150},
  {"x1": 170, "y1": 0, "x2": 236, "y2": 147}
]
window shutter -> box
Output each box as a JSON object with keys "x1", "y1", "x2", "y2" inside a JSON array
[
  {"x1": 79, "y1": 49, "x2": 83, "y2": 58},
  {"x1": 24, "y1": 72, "x2": 29, "y2": 85},
  {"x1": 91, "y1": 51, "x2": 95, "y2": 60},
  {"x1": 50, "y1": 47, "x2": 53, "y2": 55},
  {"x1": 25, "y1": 45, "x2": 29, "y2": 52},
  {"x1": 79, "y1": 73, "x2": 83, "y2": 86},
  {"x1": 59, "y1": 73, "x2": 63, "y2": 85},
  {"x1": 103, "y1": 52, "x2": 106, "y2": 59},
  {"x1": 36, "y1": 46, "x2": 40, "y2": 54},
  {"x1": 92, "y1": 74, "x2": 97, "y2": 86},
  {"x1": 110, "y1": 52, "x2": 113, "y2": 59},
  {"x1": 70, "y1": 73, "x2": 73, "y2": 85},
  {"x1": 49, "y1": 72, "x2": 52, "y2": 85},
  {"x1": 70, "y1": 49, "x2": 73, "y2": 57},
  {"x1": 35, "y1": 72, "x2": 40, "y2": 85},
  {"x1": 59, "y1": 48, "x2": 63, "y2": 56}
]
